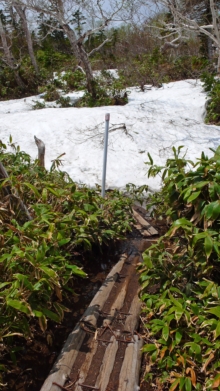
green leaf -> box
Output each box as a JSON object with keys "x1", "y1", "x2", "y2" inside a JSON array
[
  {"x1": 39, "y1": 266, "x2": 57, "y2": 278},
  {"x1": 162, "y1": 325, "x2": 169, "y2": 341},
  {"x1": 23, "y1": 182, "x2": 41, "y2": 199},
  {"x1": 193, "y1": 232, "x2": 208, "y2": 246},
  {"x1": 184, "y1": 342, "x2": 201, "y2": 355},
  {"x1": 214, "y1": 321, "x2": 220, "y2": 339},
  {"x1": 33, "y1": 310, "x2": 43, "y2": 318},
  {"x1": 203, "y1": 200, "x2": 220, "y2": 220},
  {"x1": 175, "y1": 330, "x2": 183, "y2": 344},
  {"x1": 142, "y1": 344, "x2": 157, "y2": 352},
  {"x1": 42, "y1": 188, "x2": 48, "y2": 202},
  {"x1": 65, "y1": 264, "x2": 87, "y2": 277},
  {"x1": 46, "y1": 187, "x2": 59, "y2": 197},
  {"x1": 41, "y1": 308, "x2": 60, "y2": 322},
  {"x1": 168, "y1": 292, "x2": 183, "y2": 309},
  {"x1": 6, "y1": 299, "x2": 32, "y2": 315},
  {"x1": 185, "y1": 378, "x2": 192, "y2": 391},
  {"x1": 204, "y1": 236, "x2": 213, "y2": 258},
  {"x1": 187, "y1": 191, "x2": 201, "y2": 203},
  {"x1": 206, "y1": 306, "x2": 220, "y2": 318},
  {"x1": 147, "y1": 152, "x2": 153, "y2": 165},
  {"x1": 58, "y1": 238, "x2": 71, "y2": 247}
]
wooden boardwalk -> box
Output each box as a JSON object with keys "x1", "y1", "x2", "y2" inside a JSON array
[{"x1": 40, "y1": 210, "x2": 158, "y2": 391}]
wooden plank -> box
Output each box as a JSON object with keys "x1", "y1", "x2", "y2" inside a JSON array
[
  {"x1": 40, "y1": 253, "x2": 128, "y2": 391},
  {"x1": 40, "y1": 325, "x2": 86, "y2": 391},
  {"x1": 118, "y1": 335, "x2": 143, "y2": 391},
  {"x1": 82, "y1": 253, "x2": 127, "y2": 328},
  {"x1": 102, "y1": 254, "x2": 140, "y2": 327},
  {"x1": 133, "y1": 209, "x2": 158, "y2": 236},
  {"x1": 96, "y1": 334, "x2": 120, "y2": 391},
  {"x1": 132, "y1": 208, "x2": 151, "y2": 228},
  {"x1": 124, "y1": 292, "x2": 142, "y2": 333},
  {"x1": 74, "y1": 339, "x2": 99, "y2": 391}
]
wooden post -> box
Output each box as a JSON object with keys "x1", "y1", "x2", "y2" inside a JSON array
[{"x1": 34, "y1": 136, "x2": 45, "y2": 168}]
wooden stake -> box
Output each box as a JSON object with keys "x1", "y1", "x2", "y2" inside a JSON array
[{"x1": 34, "y1": 135, "x2": 45, "y2": 168}]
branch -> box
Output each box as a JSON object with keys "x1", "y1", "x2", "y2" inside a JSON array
[{"x1": 88, "y1": 38, "x2": 111, "y2": 57}]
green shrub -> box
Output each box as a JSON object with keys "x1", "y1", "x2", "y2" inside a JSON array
[
  {"x1": 62, "y1": 70, "x2": 86, "y2": 90},
  {"x1": 75, "y1": 75, "x2": 128, "y2": 107},
  {"x1": 140, "y1": 146, "x2": 220, "y2": 390},
  {"x1": 32, "y1": 100, "x2": 46, "y2": 110},
  {"x1": 201, "y1": 72, "x2": 220, "y2": 125},
  {"x1": 56, "y1": 96, "x2": 73, "y2": 107},
  {"x1": 0, "y1": 139, "x2": 133, "y2": 383},
  {"x1": 43, "y1": 84, "x2": 60, "y2": 101}
]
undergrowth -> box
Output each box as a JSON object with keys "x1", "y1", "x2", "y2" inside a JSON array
[
  {"x1": 0, "y1": 140, "x2": 133, "y2": 384},
  {"x1": 140, "y1": 146, "x2": 220, "y2": 390},
  {"x1": 201, "y1": 72, "x2": 220, "y2": 125}
]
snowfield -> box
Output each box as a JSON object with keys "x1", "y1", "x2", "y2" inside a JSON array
[{"x1": 1, "y1": 79, "x2": 220, "y2": 191}]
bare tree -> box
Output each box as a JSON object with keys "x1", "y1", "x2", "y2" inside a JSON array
[
  {"x1": 145, "y1": 0, "x2": 220, "y2": 72},
  {"x1": 13, "y1": 4, "x2": 39, "y2": 73},
  {"x1": 0, "y1": 12, "x2": 25, "y2": 87},
  {"x1": 7, "y1": 0, "x2": 137, "y2": 98}
]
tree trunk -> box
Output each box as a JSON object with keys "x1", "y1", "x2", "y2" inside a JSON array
[
  {"x1": 0, "y1": 16, "x2": 25, "y2": 89},
  {"x1": 14, "y1": 5, "x2": 39, "y2": 73},
  {"x1": 63, "y1": 24, "x2": 97, "y2": 98},
  {"x1": 77, "y1": 42, "x2": 97, "y2": 98}
]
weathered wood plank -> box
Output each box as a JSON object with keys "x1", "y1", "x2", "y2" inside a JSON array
[
  {"x1": 102, "y1": 254, "x2": 139, "y2": 327},
  {"x1": 132, "y1": 208, "x2": 151, "y2": 228},
  {"x1": 40, "y1": 253, "x2": 128, "y2": 391},
  {"x1": 40, "y1": 325, "x2": 86, "y2": 391},
  {"x1": 133, "y1": 208, "x2": 158, "y2": 236},
  {"x1": 74, "y1": 339, "x2": 99, "y2": 391},
  {"x1": 96, "y1": 334, "x2": 119, "y2": 391},
  {"x1": 82, "y1": 253, "x2": 127, "y2": 328},
  {"x1": 118, "y1": 335, "x2": 143, "y2": 391},
  {"x1": 124, "y1": 292, "x2": 142, "y2": 333}
]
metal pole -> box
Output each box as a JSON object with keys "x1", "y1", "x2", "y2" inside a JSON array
[{"x1": 101, "y1": 113, "x2": 110, "y2": 197}]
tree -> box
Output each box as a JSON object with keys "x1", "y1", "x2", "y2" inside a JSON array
[
  {"x1": 7, "y1": 0, "x2": 137, "y2": 98},
  {"x1": 145, "y1": 0, "x2": 220, "y2": 72},
  {"x1": 0, "y1": 10, "x2": 25, "y2": 88},
  {"x1": 13, "y1": 4, "x2": 39, "y2": 72}
]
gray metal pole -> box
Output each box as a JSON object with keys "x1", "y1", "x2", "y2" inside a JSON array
[{"x1": 101, "y1": 113, "x2": 110, "y2": 197}]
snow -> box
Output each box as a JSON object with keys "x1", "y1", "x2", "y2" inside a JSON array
[{"x1": 1, "y1": 79, "x2": 220, "y2": 191}]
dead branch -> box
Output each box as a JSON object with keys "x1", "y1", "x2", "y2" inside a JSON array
[{"x1": 34, "y1": 136, "x2": 45, "y2": 168}]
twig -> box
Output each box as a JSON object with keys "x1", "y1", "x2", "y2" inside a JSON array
[
  {"x1": 96, "y1": 338, "x2": 113, "y2": 343},
  {"x1": 52, "y1": 382, "x2": 69, "y2": 391},
  {"x1": 78, "y1": 384, "x2": 99, "y2": 390},
  {"x1": 116, "y1": 338, "x2": 134, "y2": 344}
]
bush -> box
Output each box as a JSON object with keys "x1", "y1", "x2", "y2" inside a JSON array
[
  {"x1": 62, "y1": 70, "x2": 86, "y2": 91},
  {"x1": 32, "y1": 100, "x2": 46, "y2": 110},
  {"x1": 56, "y1": 96, "x2": 73, "y2": 107},
  {"x1": 140, "y1": 146, "x2": 220, "y2": 390},
  {"x1": 43, "y1": 84, "x2": 60, "y2": 101},
  {"x1": 201, "y1": 72, "x2": 220, "y2": 125},
  {"x1": 75, "y1": 75, "x2": 128, "y2": 107},
  {"x1": 0, "y1": 139, "x2": 134, "y2": 382}
]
